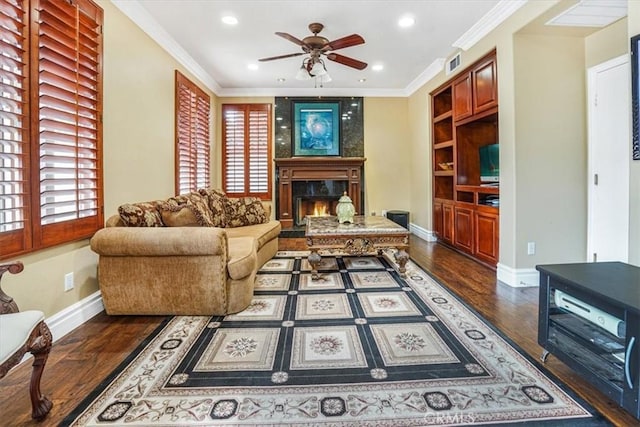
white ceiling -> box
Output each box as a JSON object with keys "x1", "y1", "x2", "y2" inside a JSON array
[{"x1": 114, "y1": 0, "x2": 529, "y2": 97}]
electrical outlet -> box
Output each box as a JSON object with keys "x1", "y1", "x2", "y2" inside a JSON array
[
  {"x1": 381, "y1": 210, "x2": 387, "y2": 217},
  {"x1": 527, "y1": 242, "x2": 536, "y2": 255},
  {"x1": 64, "y1": 272, "x2": 74, "y2": 291},
  {"x1": 370, "y1": 211, "x2": 376, "y2": 216}
]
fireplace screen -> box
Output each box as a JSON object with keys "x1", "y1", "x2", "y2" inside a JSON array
[{"x1": 292, "y1": 180, "x2": 348, "y2": 226}]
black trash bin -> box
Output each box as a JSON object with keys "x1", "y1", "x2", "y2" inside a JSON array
[{"x1": 386, "y1": 210, "x2": 409, "y2": 229}]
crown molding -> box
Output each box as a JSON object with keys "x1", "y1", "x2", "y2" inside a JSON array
[
  {"x1": 110, "y1": 0, "x2": 222, "y2": 94},
  {"x1": 452, "y1": 0, "x2": 528, "y2": 50},
  {"x1": 403, "y1": 58, "x2": 446, "y2": 96}
]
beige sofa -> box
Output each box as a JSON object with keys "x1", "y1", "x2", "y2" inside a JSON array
[{"x1": 90, "y1": 189, "x2": 281, "y2": 316}]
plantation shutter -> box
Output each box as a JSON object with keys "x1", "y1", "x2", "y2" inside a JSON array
[
  {"x1": 33, "y1": 0, "x2": 103, "y2": 247},
  {"x1": 175, "y1": 70, "x2": 210, "y2": 195},
  {"x1": 0, "y1": 0, "x2": 30, "y2": 254},
  {"x1": 248, "y1": 107, "x2": 269, "y2": 194},
  {"x1": 222, "y1": 105, "x2": 245, "y2": 195},
  {"x1": 222, "y1": 104, "x2": 271, "y2": 198}
]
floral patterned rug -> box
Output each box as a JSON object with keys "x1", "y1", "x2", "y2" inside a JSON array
[{"x1": 63, "y1": 251, "x2": 607, "y2": 426}]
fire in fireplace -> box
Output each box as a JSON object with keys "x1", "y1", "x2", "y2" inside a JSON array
[{"x1": 292, "y1": 180, "x2": 347, "y2": 226}]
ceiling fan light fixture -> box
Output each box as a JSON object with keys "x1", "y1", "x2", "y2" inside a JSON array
[
  {"x1": 318, "y1": 72, "x2": 332, "y2": 83},
  {"x1": 296, "y1": 64, "x2": 311, "y2": 80},
  {"x1": 310, "y1": 61, "x2": 327, "y2": 76}
]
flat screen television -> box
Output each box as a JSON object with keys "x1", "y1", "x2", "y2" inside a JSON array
[
  {"x1": 632, "y1": 33, "x2": 639, "y2": 160},
  {"x1": 479, "y1": 143, "x2": 499, "y2": 183}
]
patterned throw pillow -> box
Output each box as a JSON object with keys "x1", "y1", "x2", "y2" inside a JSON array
[
  {"x1": 160, "y1": 203, "x2": 199, "y2": 227},
  {"x1": 198, "y1": 188, "x2": 227, "y2": 227},
  {"x1": 225, "y1": 197, "x2": 268, "y2": 228},
  {"x1": 118, "y1": 201, "x2": 164, "y2": 227},
  {"x1": 160, "y1": 192, "x2": 216, "y2": 227}
]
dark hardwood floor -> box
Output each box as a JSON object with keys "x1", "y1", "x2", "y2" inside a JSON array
[{"x1": 1, "y1": 236, "x2": 637, "y2": 426}]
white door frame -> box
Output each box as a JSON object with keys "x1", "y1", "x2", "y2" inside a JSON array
[{"x1": 586, "y1": 54, "x2": 630, "y2": 262}]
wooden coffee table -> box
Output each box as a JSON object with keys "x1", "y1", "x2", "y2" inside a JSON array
[{"x1": 305, "y1": 215, "x2": 410, "y2": 280}]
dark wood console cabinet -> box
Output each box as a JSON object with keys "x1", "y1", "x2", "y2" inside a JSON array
[
  {"x1": 431, "y1": 50, "x2": 499, "y2": 267},
  {"x1": 537, "y1": 262, "x2": 640, "y2": 419}
]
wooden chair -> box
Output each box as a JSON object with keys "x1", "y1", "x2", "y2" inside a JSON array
[{"x1": 0, "y1": 262, "x2": 53, "y2": 420}]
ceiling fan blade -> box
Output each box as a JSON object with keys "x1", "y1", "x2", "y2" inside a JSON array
[
  {"x1": 326, "y1": 53, "x2": 368, "y2": 70},
  {"x1": 275, "y1": 32, "x2": 310, "y2": 49},
  {"x1": 325, "y1": 34, "x2": 365, "y2": 51},
  {"x1": 259, "y1": 52, "x2": 304, "y2": 62}
]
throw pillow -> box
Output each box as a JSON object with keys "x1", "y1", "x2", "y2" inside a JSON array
[
  {"x1": 198, "y1": 188, "x2": 227, "y2": 227},
  {"x1": 160, "y1": 204, "x2": 199, "y2": 227},
  {"x1": 118, "y1": 201, "x2": 164, "y2": 227},
  {"x1": 225, "y1": 197, "x2": 268, "y2": 228},
  {"x1": 161, "y1": 192, "x2": 216, "y2": 227}
]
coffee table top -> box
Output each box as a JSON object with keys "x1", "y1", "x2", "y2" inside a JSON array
[{"x1": 305, "y1": 215, "x2": 408, "y2": 237}]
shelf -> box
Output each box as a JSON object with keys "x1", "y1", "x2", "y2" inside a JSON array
[
  {"x1": 434, "y1": 140, "x2": 454, "y2": 150},
  {"x1": 456, "y1": 184, "x2": 499, "y2": 194},
  {"x1": 434, "y1": 170, "x2": 454, "y2": 176},
  {"x1": 433, "y1": 110, "x2": 453, "y2": 123}
]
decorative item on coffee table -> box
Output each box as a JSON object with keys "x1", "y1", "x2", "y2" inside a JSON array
[{"x1": 335, "y1": 191, "x2": 355, "y2": 224}]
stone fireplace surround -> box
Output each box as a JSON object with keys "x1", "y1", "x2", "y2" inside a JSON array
[{"x1": 274, "y1": 157, "x2": 366, "y2": 229}]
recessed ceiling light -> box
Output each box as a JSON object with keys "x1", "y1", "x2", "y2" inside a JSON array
[
  {"x1": 222, "y1": 16, "x2": 238, "y2": 25},
  {"x1": 247, "y1": 64, "x2": 258, "y2": 71},
  {"x1": 358, "y1": 78, "x2": 366, "y2": 83},
  {"x1": 372, "y1": 64, "x2": 384, "y2": 71},
  {"x1": 398, "y1": 15, "x2": 415, "y2": 28}
]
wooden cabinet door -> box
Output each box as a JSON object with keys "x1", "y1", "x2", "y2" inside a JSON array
[
  {"x1": 472, "y1": 57, "x2": 497, "y2": 114},
  {"x1": 442, "y1": 203, "x2": 454, "y2": 244},
  {"x1": 433, "y1": 202, "x2": 443, "y2": 239},
  {"x1": 474, "y1": 209, "x2": 499, "y2": 265},
  {"x1": 454, "y1": 206, "x2": 473, "y2": 253},
  {"x1": 452, "y1": 73, "x2": 472, "y2": 122}
]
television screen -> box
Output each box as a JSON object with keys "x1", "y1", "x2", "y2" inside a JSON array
[
  {"x1": 479, "y1": 143, "x2": 499, "y2": 183},
  {"x1": 632, "y1": 34, "x2": 639, "y2": 160}
]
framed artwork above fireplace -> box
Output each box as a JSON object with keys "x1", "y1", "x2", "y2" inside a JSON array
[{"x1": 292, "y1": 101, "x2": 340, "y2": 156}]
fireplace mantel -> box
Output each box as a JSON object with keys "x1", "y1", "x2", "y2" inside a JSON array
[{"x1": 275, "y1": 157, "x2": 366, "y2": 229}]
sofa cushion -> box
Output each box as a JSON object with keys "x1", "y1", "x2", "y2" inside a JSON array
[
  {"x1": 198, "y1": 188, "x2": 227, "y2": 227},
  {"x1": 118, "y1": 201, "x2": 164, "y2": 227},
  {"x1": 224, "y1": 220, "x2": 281, "y2": 251},
  {"x1": 227, "y1": 237, "x2": 257, "y2": 280},
  {"x1": 225, "y1": 197, "x2": 268, "y2": 228}
]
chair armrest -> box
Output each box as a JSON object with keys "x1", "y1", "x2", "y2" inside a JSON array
[
  {"x1": 90, "y1": 227, "x2": 228, "y2": 257},
  {"x1": 0, "y1": 261, "x2": 24, "y2": 314}
]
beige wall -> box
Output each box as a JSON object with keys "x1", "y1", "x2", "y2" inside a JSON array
[
  {"x1": 513, "y1": 34, "x2": 587, "y2": 265},
  {"x1": 362, "y1": 98, "x2": 411, "y2": 216}
]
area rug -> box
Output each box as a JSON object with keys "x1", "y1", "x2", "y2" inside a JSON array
[{"x1": 63, "y1": 251, "x2": 607, "y2": 426}]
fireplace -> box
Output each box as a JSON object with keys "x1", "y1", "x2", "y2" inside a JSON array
[
  {"x1": 292, "y1": 180, "x2": 348, "y2": 226},
  {"x1": 274, "y1": 157, "x2": 365, "y2": 229}
]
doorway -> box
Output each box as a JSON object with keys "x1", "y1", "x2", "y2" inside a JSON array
[{"x1": 587, "y1": 55, "x2": 630, "y2": 262}]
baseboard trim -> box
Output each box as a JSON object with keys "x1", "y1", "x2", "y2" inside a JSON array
[
  {"x1": 409, "y1": 223, "x2": 438, "y2": 242},
  {"x1": 46, "y1": 291, "x2": 104, "y2": 343},
  {"x1": 497, "y1": 263, "x2": 539, "y2": 287}
]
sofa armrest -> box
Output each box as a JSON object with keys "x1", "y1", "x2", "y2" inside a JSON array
[{"x1": 90, "y1": 227, "x2": 227, "y2": 257}]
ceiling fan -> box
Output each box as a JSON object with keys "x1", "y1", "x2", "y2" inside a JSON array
[{"x1": 258, "y1": 23, "x2": 367, "y2": 81}]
